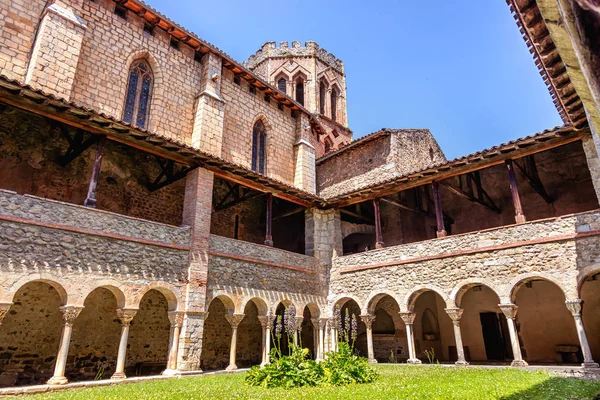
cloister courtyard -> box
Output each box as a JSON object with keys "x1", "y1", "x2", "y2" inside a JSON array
[{"x1": 4, "y1": 365, "x2": 600, "y2": 400}]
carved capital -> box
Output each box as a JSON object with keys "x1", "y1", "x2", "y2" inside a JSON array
[
  {"x1": 116, "y1": 308, "x2": 138, "y2": 325},
  {"x1": 224, "y1": 313, "x2": 245, "y2": 328},
  {"x1": 257, "y1": 315, "x2": 273, "y2": 328},
  {"x1": 565, "y1": 299, "x2": 583, "y2": 317},
  {"x1": 399, "y1": 312, "x2": 416, "y2": 325},
  {"x1": 0, "y1": 303, "x2": 12, "y2": 323},
  {"x1": 296, "y1": 316, "x2": 304, "y2": 329},
  {"x1": 445, "y1": 308, "x2": 464, "y2": 322},
  {"x1": 360, "y1": 314, "x2": 376, "y2": 328},
  {"x1": 498, "y1": 304, "x2": 518, "y2": 319},
  {"x1": 60, "y1": 306, "x2": 84, "y2": 326},
  {"x1": 167, "y1": 311, "x2": 185, "y2": 328},
  {"x1": 317, "y1": 318, "x2": 329, "y2": 330}
]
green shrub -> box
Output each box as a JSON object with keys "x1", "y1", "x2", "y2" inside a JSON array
[
  {"x1": 245, "y1": 345, "x2": 322, "y2": 388},
  {"x1": 320, "y1": 342, "x2": 378, "y2": 386}
]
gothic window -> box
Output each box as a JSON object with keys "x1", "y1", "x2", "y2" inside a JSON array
[
  {"x1": 324, "y1": 136, "x2": 333, "y2": 153},
  {"x1": 123, "y1": 59, "x2": 153, "y2": 129},
  {"x1": 295, "y1": 78, "x2": 304, "y2": 106},
  {"x1": 251, "y1": 120, "x2": 266, "y2": 174},
  {"x1": 277, "y1": 78, "x2": 287, "y2": 94},
  {"x1": 331, "y1": 86, "x2": 338, "y2": 122},
  {"x1": 319, "y1": 80, "x2": 326, "y2": 115}
]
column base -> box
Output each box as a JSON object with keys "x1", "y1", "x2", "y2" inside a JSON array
[
  {"x1": 110, "y1": 372, "x2": 127, "y2": 380},
  {"x1": 47, "y1": 376, "x2": 68, "y2": 385},
  {"x1": 510, "y1": 360, "x2": 529, "y2": 367},
  {"x1": 407, "y1": 358, "x2": 422, "y2": 365},
  {"x1": 225, "y1": 364, "x2": 238, "y2": 371},
  {"x1": 368, "y1": 358, "x2": 378, "y2": 364},
  {"x1": 436, "y1": 230, "x2": 447, "y2": 238},
  {"x1": 515, "y1": 214, "x2": 526, "y2": 224},
  {"x1": 162, "y1": 368, "x2": 179, "y2": 376},
  {"x1": 455, "y1": 360, "x2": 469, "y2": 366},
  {"x1": 582, "y1": 362, "x2": 600, "y2": 368},
  {"x1": 260, "y1": 362, "x2": 270, "y2": 367},
  {"x1": 375, "y1": 242, "x2": 384, "y2": 249}
]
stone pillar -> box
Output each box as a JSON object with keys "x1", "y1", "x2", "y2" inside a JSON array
[
  {"x1": 445, "y1": 308, "x2": 468, "y2": 366},
  {"x1": 317, "y1": 318, "x2": 327, "y2": 360},
  {"x1": 0, "y1": 303, "x2": 11, "y2": 327},
  {"x1": 25, "y1": 2, "x2": 86, "y2": 100},
  {"x1": 191, "y1": 52, "x2": 225, "y2": 155},
  {"x1": 399, "y1": 312, "x2": 421, "y2": 364},
  {"x1": 565, "y1": 299, "x2": 599, "y2": 368},
  {"x1": 294, "y1": 113, "x2": 316, "y2": 194},
  {"x1": 225, "y1": 314, "x2": 245, "y2": 371},
  {"x1": 111, "y1": 308, "x2": 137, "y2": 380},
  {"x1": 499, "y1": 304, "x2": 528, "y2": 367},
  {"x1": 47, "y1": 306, "x2": 83, "y2": 385},
  {"x1": 361, "y1": 315, "x2": 377, "y2": 363},
  {"x1": 305, "y1": 209, "x2": 342, "y2": 296},
  {"x1": 294, "y1": 316, "x2": 304, "y2": 346},
  {"x1": 178, "y1": 167, "x2": 214, "y2": 372},
  {"x1": 163, "y1": 311, "x2": 184, "y2": 375},
  {"x1": 259, "y1": 315, "x2": 274, "y2": 366}
]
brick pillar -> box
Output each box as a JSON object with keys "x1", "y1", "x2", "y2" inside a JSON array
[
  {"x1": 294, "y1": 114, "x2": 316, "y2": 194},
  {"x1": 305, "y1": 208, "x2": 342, "y2": 295},
  {"x1": 191, "y1": 52, "x2": 225, "y2": 156},
  {"x1": 25, "y1": 2, "x2": 86, "y2": 100},
  {"x1": 177, "y1": 167, "x2": 214, "y2": 372}
]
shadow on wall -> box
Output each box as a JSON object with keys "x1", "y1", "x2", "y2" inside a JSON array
[{"x1": 498, "y1": 376, "x2": 600, "y2": 400}]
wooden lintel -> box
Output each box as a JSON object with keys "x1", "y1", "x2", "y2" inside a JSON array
[
  {"x1": 215, "y1": 191, "x2": 265, "y2": 212},
  {"x1": 273, "y1": 206, "x2": 305, "y2": 221},
  {"x1": 514, "y1": 155, "x2": 553, "y2": 203},
  {"x1": 340, "y1": 208, "x2": 373, "y2": 224},
  {"x1": 58, "y1": 127, "x2": 100, "y2": 167},
  {"x1": 440, "y1": 178, "x2": 501, "y2": 214}
]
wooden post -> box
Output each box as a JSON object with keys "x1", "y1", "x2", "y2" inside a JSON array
[
  {"x1": 264, "y1": 193, "x2": 273, "y2": 246},
  {"x1": 373, "y1": 198, "x2": 384, "y2": 249},
  {"x1": 83, "y1": 136, "x2": 107, "y2": 208},
  {"x1": 505, "y1": 159, "x2": 526, "y2": 224},
  {"x1": 432, "y1": 181, "x2": 447, "y2": 237}
]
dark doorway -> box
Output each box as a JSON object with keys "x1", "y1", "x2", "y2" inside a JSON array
[{"x1": 480, "y1": 312, "x2": 511, "y2": 361}]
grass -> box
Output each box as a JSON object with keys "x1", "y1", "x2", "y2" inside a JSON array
[{"x1": 9, "y1": 365, "x2": 600, "y2": 400}]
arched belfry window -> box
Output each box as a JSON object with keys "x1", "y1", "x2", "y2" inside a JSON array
[
  {"x1": 123, "y1": 59, "x2": 153, "y2": 129},
  {"x1": 252, "y1": 120, "x2": 266, "y2": 174},
  {"x1": 277, "y1": 78, "x2": 287, "y2": 94},
  {"x1": 319, "y1": 80, "x2": 326, "y2": 115},
  {"x1": 330, "y1": 86, "x2": 338, "y2": 122},
  {"x1": 295, "y1": 78, "x2": 304, "y2": 106}
]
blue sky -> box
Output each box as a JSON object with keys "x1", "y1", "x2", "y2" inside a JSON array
[{"x1": 145, "y1": 0, "x2": 562, "y2": 160}]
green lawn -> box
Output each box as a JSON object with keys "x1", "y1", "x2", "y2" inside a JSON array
[{"x1": 10, "y1": 365, "x2": 600, "y2": 400}]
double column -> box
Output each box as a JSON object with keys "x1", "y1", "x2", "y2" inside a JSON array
[
  {"x1": 498, "y1": 304, "x2": 528, "y2": 367},
  {"x1": 163, "y1": 311, "x2": 185, "y2": 375},
  {"x1": 565, "y1": 299, "x2": 599, "y2": 368},
  {"x1": 111, "y1": 308, "x2": 138, "y2": 380},
  {"x1": 445, "y1": 308, "x2": 468, "y2": 366},
  {"x1": 328, "y1": 318, "x2": 338, "y2": 353},
  {"x1": 225, "y1": 314, "x2": 245, "y2": 371},
  {"x1": 47, "y1": 306, "x2": 84, "y2": 385},
  {"x1": 258, "y1": 315, "x2": 274, "y2": 366},
  {"x1": 399, "y1": 312, "x2": 421, "y2": 364},
  {"x1": 360, "y1": 315, "x2": 377, "y2": 363}
]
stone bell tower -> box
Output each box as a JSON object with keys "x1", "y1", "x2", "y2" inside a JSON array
[{"x1": 244, "y1": 41, "x2": 349, "y2": 129}]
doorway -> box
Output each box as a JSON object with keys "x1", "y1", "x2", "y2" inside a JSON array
[{"x1": 480, "y1": 312, "x2": 512, "y2": 361}]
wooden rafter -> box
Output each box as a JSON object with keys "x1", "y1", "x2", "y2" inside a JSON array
[
  {"x1": 148, "y1": 156, "x2": 193, "y2": 192},
  {"x1": 57, "y1": 126, "x2": 99, "y2": 167},
  {"x1": 421, "y1": 185, "x2": 454, "y2": 226},
  {"x1": 441, "y1": 172, "x2": 501, "y2": 214},
  {"x1": 514, "y1": 155, "x2": 553, "y2": 203},
  {"x1": 214, "y1": 182, "x2": 266, "y2": 212},
  {"x1": 273, "y1": 206, "x2": 305, "y2": 221}
]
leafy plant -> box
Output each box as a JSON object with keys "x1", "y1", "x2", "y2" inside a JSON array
[
  {"x1": 320, "y1": 342, "x2": 378, "y2": 386},
  {"x1": 424, "y1": 348, "x2": 439, "y2": 364},
  {"x1": 389, "y1": 350, "x2": 397, "y2": 364}
]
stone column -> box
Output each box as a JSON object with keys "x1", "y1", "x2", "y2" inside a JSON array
[
  {"x1": 0, "y1": 303, "x2": 11, "y2": 327},
  {"x1": 329, "y1": 318, "x2": 338, "y2": 352},
  {"x1": 311, "y1": 318, "x2": 320, "y2": 360},
  {"x1": 294, "y1": 317, "x2": 304, "y2": 346},
  {"x1": 361, "y1": 315, "x2": 377, "y2": 363},
  {"x1": 111, "y1": 308, "x2": 137, "y2": 380},
  {"x1": 47, "y1": 306, "x2": 83, "y2": 385},
  {"x1": 259, "y1": 315, "x2": 274, "y2": 366},
  {"x1": 317, "y1": 318, "x2": 327, "y2": 360},
  {"x1": 445, "y1": 308, "x2": 468, "y2": 366},
  {"x1": 499, "y1": 304, "x2": 528, "y2": 367},
  {"x1": 225, "y1": 314, "x2": 245, "y2": 371},
  {"x1": 565, "y1": 299, "x2": 599, "y2": 368},
  {"x1": 163, "y1": 311, "x2": 184, "y2": 375},
  {"x1": 399, "y1": 312, "x2": 421, "y2": 364}
]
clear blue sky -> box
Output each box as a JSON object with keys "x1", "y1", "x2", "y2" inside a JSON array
[{"x1": 145, "y1": 0, "x2": 563, "y2": 160}]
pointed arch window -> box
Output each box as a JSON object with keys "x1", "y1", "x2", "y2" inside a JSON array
[
  {"x1": 324, "y1": 136, "x2": 333, "y2": 154},
  {"x1": 319, "y1": 80, "x2": 326, "y2": 115},
  {"x1": 277, "y1": 78, "x2": 287, "y2": 94},
  {"x1": 252, "y1": 120, "x2": 266, "y2": 174},
  {"x1": 295, "y1": 78, "x2": 304, "y2": 106},
  {"x1": 330, "y1": 86, "x2": 338, "y2": 122},
  {"x1": 123, "y1": 59, "x2": 153, "y2": 129}
]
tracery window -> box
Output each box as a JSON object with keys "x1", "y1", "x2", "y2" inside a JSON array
[
  {"x1": 319, "y1": 80, "x2": 326, "y2": 115},
  {"x1": 123, "y1": 59, "x2": 153, "y2": 129},
  {"x1": 295, "y1": 78, "x2": 304, "y2": 106},
  {"x1": 251, "y1": 120, "x2": 266, "y2": 174},
  {"x1": 277, "y1": 78, "x2": 287, "y2": 94},
  {"x1": 331, "y1": 86, "x2": 338, "y2": 122}
]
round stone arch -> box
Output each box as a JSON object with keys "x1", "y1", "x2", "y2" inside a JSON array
[
  {"x1": 300, "y1": 301, "x2": 322, "y2": 318},
  {"x1": 449, "y1": 279, "x2": 503, "y2": 308},
  {"x1": 404, "y1": 285, "x2": 450, "y2": 312},
  {"x1": 241, "y1": 297, "x2": 269, "y2": 316},
  {"x1": 78, "y1": 281, "x2": 130, "y2": 310},
  {"x1": 207, "y1": 293, "x2": 237, "y2": 314},
  {"x1": 4, "y1": 275, "x2": 70, "y2": 306},
  {"x1": 341, "y1": 222, "x2": 375, "y2": 239},
  {"x1": 135, "y1": 282, "x2": 180, "y2": 311},
  {"x1": 329, "y1": 294, "x2": 363, "y2": 317},
  {"x1": 271, "y1": 297, "x2": 297, "y2": 315},
  {"x1": 507, "y1": 273, "x2": 574, "y2": 303},
  {"x1": 577, "y1": 265, "x2": 600, "y2": 295},
  {"x1": 363, "y1": 291, "x2": 402, "y2": 315}
]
